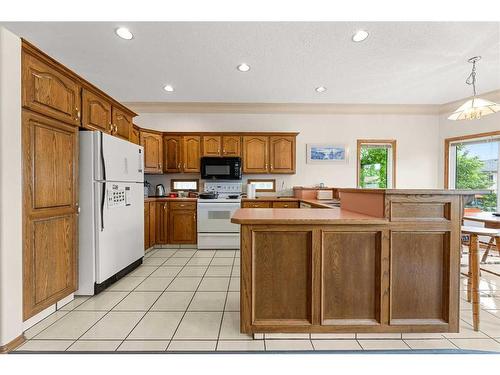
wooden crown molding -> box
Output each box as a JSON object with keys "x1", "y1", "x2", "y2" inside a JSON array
[
  {"x1": 124, "y1": 101, "x2": 441, "y2": 115},
  {"x1": 126, "y1": 90, "x2": 500, "y2": 116}
]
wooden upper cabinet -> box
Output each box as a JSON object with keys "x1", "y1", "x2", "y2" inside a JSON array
[
  {"x1": 112, "y1": 107, "x2": 132, "y2": 140},
  {"x1": 243, "y1": 135, "x2": 269, "y2": 173},
  {"x1": 81, "y1": 89, "x2": 112, "y2": 133},
  {"x1": 202, "y1": 135, "x2": 222, "y2": 156},
  {"x1": 222, "y1": 135, "x2": 241, "y2": 157},
  {"x1": 269, "y1": 136, "x2": 296, "y2": 174},
  {"x1": 140, "y1": 131, "x2": 163, "y2": 174},
  {"x1": 130, "y1": 125, "x2": 140, "y2": 145},
  {"x1": 164, "y1": 136, "x2": 182, "y2": 173},
  {"x1": 22, "y1": 111, "x2": 78, "y2": 320},
  {"x1": 22, "y1": 51, "x2": 81, "y2": 126},
  {"x1": 182, "y1": 136, "x2": 201, "y2": 173}
]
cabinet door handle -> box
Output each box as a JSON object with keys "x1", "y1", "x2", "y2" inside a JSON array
[
  {"x1": 164, "y1": 203, "x2": 167, "y2": 210},
  {"x1": 270, "y1": 164, "x2": 273, "y2": 170}
]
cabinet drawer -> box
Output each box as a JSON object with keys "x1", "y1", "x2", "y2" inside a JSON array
[
  {"x1": 242, "y1": 201, "x2": 272, "y2": 208},
  {"x1": 272, "y1": 201, "x2": 299, "y2": 208},
  {"x1": 169, "y1": 201, "x2": 196, "y2": 210}
]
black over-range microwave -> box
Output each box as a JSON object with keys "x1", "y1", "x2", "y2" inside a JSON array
[{"x1": 200, "y1": 157, "x2": 242, "y2": 180}]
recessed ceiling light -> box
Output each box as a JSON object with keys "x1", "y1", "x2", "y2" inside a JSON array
[
  {"x1": 352, "y1": 30, "x2": 369, "y2": 42},
  {"x1": 237, "y1": 63, "x2": 251, "y2": 72},
  {"x1": 163, "y1": 85, "x2": 174, "y2": 92},
  {"x1": 115, "y1": 27, "x2": 133, "y2": 40},
  {"x1": 315, "y1": 86, "x2": 327, "y2": 93}
]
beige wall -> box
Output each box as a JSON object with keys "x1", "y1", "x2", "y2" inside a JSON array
[
  {"x1": 135, "y1": 112, "x2": 441, "y2": 192},
  {"x1": 0, "y1": 27, "x2": 22, "y2": 347}
]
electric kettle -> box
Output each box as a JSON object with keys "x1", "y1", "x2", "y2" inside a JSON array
[{"x1": 155, "y1": 184, "x2": 166, "y2": 197}]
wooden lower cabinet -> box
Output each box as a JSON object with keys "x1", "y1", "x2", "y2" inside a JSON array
[
  {"x1": 156, "y1": 202, "x2": 169, "y2": 244},
  {"x1": 22, "y1": 111, "x2": 78, "y2": 320},
  {"x1": 168, "y1": 203, "x2": 197, "y2": 244},
  {"x1": 149, "y1": 202, "x2": 156, "y2": 248},
  {"x1": 144, "y1": 202, "x2": 150, "y2": 250}
]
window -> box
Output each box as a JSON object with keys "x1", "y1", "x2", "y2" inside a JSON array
[
  {"x1": 357, "y1": 140, "x2": 396, "y2": 188},
  {"x1": 446, "y1": 133, "x2": 499, "y2": 212},
  {"x1": 170, "y1": 179, "x2": 199, "y2": 192},
  {"x1": 247, "y1": 179, "x2": 276, "y2": 192}
]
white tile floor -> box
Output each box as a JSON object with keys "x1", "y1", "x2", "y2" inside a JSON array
[{"x1": 15, "y1": 247, "x2": 500, "y2": 353}]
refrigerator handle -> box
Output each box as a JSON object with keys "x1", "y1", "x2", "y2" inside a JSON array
[
  {"x1": 100, "y1": 132, "x2": 107, "y2": 181},
  {"x1": 100, "y1": 183, "x2": 106, "y2": 231},
  {"x1": 138, "y1": 149, "x2": 143, "y2": 173}
]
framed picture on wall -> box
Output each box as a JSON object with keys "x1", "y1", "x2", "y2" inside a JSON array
[{"x1": 306, "y1": 144, "x2": 348, "y2": 164}]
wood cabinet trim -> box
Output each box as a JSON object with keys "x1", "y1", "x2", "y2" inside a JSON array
[{"x1": 22, "y1": 39, "x2": 137, "y2": 118}]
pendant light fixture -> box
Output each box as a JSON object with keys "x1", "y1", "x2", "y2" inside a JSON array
[{"x1": 448, "y1": 56, "x2": 500, "y2": 121}]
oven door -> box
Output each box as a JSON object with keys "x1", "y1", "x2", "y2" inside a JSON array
[{"x1": 197, "y1": 202, "x2": 240, "y2": 233}]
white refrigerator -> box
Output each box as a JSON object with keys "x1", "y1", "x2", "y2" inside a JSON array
[{"x1": 77, "y1": 131, "x2": 144, "y2": 295}]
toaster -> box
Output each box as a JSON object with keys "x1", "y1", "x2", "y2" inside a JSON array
[{"x1": 316, "y1": 190, "x2": 333, "y2": 200}]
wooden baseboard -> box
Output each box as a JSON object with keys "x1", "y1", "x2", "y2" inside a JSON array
[{"x1": 0, "y1": 334, "x2": 25, "y2": 354}]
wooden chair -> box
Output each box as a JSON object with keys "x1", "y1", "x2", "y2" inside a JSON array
[
  {"x1": 481, "y1": 235, "x2": 500, "y2": 263},
  {"x1": 461, "y1": 226, "x2": 500, "y2": 331}
]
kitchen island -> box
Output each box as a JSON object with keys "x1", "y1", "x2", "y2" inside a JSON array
[{"x1": 231, "y1": 188, "x2": 481, "y2": 334}]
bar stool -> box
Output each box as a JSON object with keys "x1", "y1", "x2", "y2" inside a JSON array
[
  {"x1": 481, "y1": 235, "x2": 500, "y2": 263},
  {"x1": 461, "y1": 225, "x2": 500, "y2": 331}
]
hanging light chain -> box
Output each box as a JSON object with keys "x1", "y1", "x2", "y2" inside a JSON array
[{"x1": 465, "y1": 57, "x2": 480, "y2": 97}]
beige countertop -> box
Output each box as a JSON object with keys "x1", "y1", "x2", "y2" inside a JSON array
[
  {"x1": 144, "y1": 197, "x2": 197, "y2": 202},
  {"x1": 231, "y1": 207, "x2": 387, "y2": 225}
]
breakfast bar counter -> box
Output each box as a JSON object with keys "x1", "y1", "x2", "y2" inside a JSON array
[{"x1": 231, "y1": 188, "x2": 484, "y2": 334}]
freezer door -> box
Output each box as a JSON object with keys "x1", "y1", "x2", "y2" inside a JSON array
[
  {"x1": 95, "y1": 132, "x2": 144, "y2": 182},
  {"x1": 95, "y1": 181, "x2": 144, "y2": 283}
]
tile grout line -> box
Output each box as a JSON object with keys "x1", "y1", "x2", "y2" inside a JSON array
[
  {"x1": 119, "y1": 247, "x2": 199, "y2": 352},
  {"x1": 63, "y1": 253, "x2": 174, "y2": 351},
  {"x1": 215, "y1": 251, "x2": 236, "y2": 351},
  {"x1": 65, "y1": 247, "x2": 184, "y2": 351},
  {"x1": 165, "y1": 249, "x2": 219, "y2": 351}
]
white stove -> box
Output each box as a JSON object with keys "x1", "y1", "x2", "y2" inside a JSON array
[{"x1": 197, "y1": 182, "x2": 242, "y2": 250}]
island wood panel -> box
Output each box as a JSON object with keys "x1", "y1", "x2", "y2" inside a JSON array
[
  {"x1": 222, "y1": 135, "x2": 241, "y2": 156},
  {"x1": 321, "y1": 231, "x2": 382, "y2": 325},
  {"x1": 202, "y1": 135, "x2": 221, "y2": 156},
  {"x1": 389, "y1": 231, "x2": 450, "y2": 325},
  {"x1": 164, "y1": 136, "x2": 182, "y2": 172},
  {"x1": 22, "y1": 111, "x2": 78, "y2": 320},
  {"x1": 22, "y1": 50, "x2": 81, "y2": 127},
  {"x1": 269, "y1": 136, "x2": 295, "y2": 174},
  {"x1": 251, "y1": 231, "x2": 313, "y2": 325},
  {"x1": 81, "y1": 89, "x2": 111, "y2": 133},
  {"x1": 390, "y1": 202, "x2": 451, "y2": 222}
]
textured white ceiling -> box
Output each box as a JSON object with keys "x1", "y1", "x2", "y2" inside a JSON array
[{"x1": 2, "y1": 22, "x2": 500, "y2": 104}]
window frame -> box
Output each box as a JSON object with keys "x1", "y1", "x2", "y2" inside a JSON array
[
  {"x1": 170, "y1": 178, "x2": 200, "y2": 192},
  {"x1": 444, "y1": 130, "x2": 500, "y2": 188},
  {"x1": 247, "y1": 178, "x2": 276, "y2": 192},
  {"x1": 356, "y1": 139, "x2": 397, "y2": 189}
]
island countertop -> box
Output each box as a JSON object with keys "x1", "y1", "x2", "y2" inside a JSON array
[
  {"x1": 231, "y1": 207, "x2": 387, "y2": 225},
  {"x1": 235, "y1": 188, "x2": 479, "y2": 335}
]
